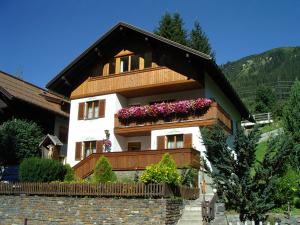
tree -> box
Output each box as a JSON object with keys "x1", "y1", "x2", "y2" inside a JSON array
[
  {"x1": 283, "y1": 80, "x2": 300, "y2": 142},
  {"x1": 202, "y1": 125, "x2": 293, "y2": 223},
  {"x1": 154, "y1": 12, "x2": 188, "y2": 45},
  {"x1": 253, "y1": 86, "x2": 276, "y2": 113},
  {"x1": 155, "y1": 13, "x2": 215, "y2": 59},
  {"x1": 188, "y1": 20, "x2": 215, "y2": 60},
  {"x1": 92, "y1": 156, "x2": 117, "y2": 183},
  {"x1": 0, "y1": 119, "x2": 44, "y2": 164}
]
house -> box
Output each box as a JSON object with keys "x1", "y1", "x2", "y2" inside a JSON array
[
  {"x1": 0, "y1": 70, "x2": 69, "y2": 163},
  {"x1": 46, "y1": 22, "x2": 250, "y2": 182}
]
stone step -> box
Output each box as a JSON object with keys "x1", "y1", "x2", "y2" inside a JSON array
[
  {"x1": 177, "y1": 218, "x2": 203, "y2": 225},
  {"x1": 184, "y1": 206, "x2": 202, "y2": 211}
]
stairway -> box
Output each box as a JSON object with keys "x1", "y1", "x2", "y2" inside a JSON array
[{"x1": 177, "y1": 198, "x2": 203, "y2": 225}]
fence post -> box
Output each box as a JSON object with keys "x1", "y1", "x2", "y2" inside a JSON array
[{"x1": 24, "y1": 218, "x2": 28, "y2": 225}]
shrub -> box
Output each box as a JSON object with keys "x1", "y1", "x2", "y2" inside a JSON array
[
  {"x1": 63, "y1": 164, "x2": 75, "y2": 182},
  {"x1": 181, "y1": 167, "x2": 198, "y2": 187},
  {"x1": 19, "y1": 157, "x2": 66, "y2": 182},
  {"x1": 0, "y1": 119, "x2": 44, "y2": 164},
  {"x1": 92, "y1": 156, "x2": 117, "y2": 183},
  {"x1": 140, "y1": 153, "x2": 181, "y2": 185}
]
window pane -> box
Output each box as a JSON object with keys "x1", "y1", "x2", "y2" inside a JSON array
[
  {"x1": 167, "y1": 136, "x2": 175, "y2": 149},
  {"x1": 109, "y1": 59, "x2": 116, "y2": 74},
  {"x1": 84, "y1": 142, "x2": 91, "y2": 158},
  {"x1": 120, "y1": 56, "x2": 129, "y2": 72},
  {"x1": 144, "y1": 52, "x2": 152, "y2": 68},
  {"x1": 176, "y1": 135, "x2": 184, "y2": 148},
  {"x1": 131, "y1": 55, "x2": 139, "y2": 71},
  {"x1": 87, "y1": 102, "x2": 93, "y2": 119},
  {"x1": 94, "y1": 101, "x2": 99, "y2": 118},
  {"x1": 91, "y1": 141, "x2": 96, "y2": 154}
]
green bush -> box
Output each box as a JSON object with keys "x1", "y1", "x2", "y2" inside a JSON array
[
  {"x1": 92, "y1": 156, "x2": 117, "y2": 183},
  {"x1": 140, "y1": 153, "x2": 181, "y2": 185},
  {"x1": 19, "y1": 157, "x2": 66, "y2": 182},
  {"x1": 181, "y1": 167, "x2": 198, "y2": 187},
  {"x1": 63, "y1": 164, "x2": 75, "y2": 182}
]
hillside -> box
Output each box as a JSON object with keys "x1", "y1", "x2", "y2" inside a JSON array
[{"x1": 221, "y1": 47, "x2": 300, "y2": 101}]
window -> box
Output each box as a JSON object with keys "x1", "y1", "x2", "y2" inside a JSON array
[
  {"x1": 144, "y1": 52, "x2": 152, "y2": 68},
  {"x1": 59, "y1": 126, "x2": 68, "y2": 143},
  {"x1": 109, "y1": 58, "x2": 116, "y2": 74},
  {"x1": 86, "y1": 101, "x2": 99, "y2": 119},
  {"x1": 84, "y1": 141, "x2": 96, "y2": 158},
  {"x1": 78, "y1": 100, "x2": 105, "y2": 120},
  {"x1": 120, "y1": 56, "x2": 129, "y2": 73},
  {"x1": 166, "y1": 135, "x2": 183, "y2": 149},
  {"x1": 130, "y1": 55, "x2": 140, "y2": 71},
  {"x1": 128, "y1": 142, "x2": 141, "y2": 151}
]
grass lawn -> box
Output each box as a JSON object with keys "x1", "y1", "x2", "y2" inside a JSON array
[
  {"x1": 255, "y1": 141, "x2": 268, "y2": 162},
  {"x1": 259, "y1": 120, "x2": 283, "y2": 134}
]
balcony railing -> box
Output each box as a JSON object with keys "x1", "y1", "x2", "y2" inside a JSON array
[
  {"x1": 114, "y1": 103, "x2": 232, "y2": 136},
  {"x1": 70, "y1": 66, "x2": 201, "y2": 99},
  {"x1": 73, "y1": 148, "x2": 200, "y2": 179}
]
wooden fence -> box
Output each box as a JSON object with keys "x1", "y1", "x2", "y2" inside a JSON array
[{"x1": 0, "y1": 182, "x2": 199, "y2": 199}]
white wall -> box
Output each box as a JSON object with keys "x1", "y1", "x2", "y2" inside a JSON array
[
  {"x1": 151, "y1": 126, "x2": 206, "y2": 153},
  {"x1": 67, "y1": 93, "x2": 126, "y2": 166},
  {"x1": 204, "y1": 74, "x2": 242, "y2": 146}
]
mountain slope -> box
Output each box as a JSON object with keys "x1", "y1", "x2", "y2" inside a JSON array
[{"x1": 221, "y1": 47, "x2": 300, "y2": 96}]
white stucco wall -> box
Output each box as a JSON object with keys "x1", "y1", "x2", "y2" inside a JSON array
[
  {"x1": 67, "y1": 93, "x2": 126, "y2": 166},
  {"x1": 204, "y1": 74, "x2": 242, "y2": 146},
  {"x1": 151, "y1": 127, "x2": 206, "y2": 153}
]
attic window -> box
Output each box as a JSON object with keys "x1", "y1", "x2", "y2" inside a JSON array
[{"x1": 120, "y1": 56, "x2": 129, "y2": 73}]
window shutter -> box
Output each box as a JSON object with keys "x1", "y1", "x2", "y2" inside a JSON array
[
  {"x1": 183, "y1": 133, "x2": 193, "y2": 148},
  {"x1": 78, "y1": 102, "x2": 85, "y2": 120},
  {"x1": 98, "y1": 99, "x2": 106, "y2": 118},
  {"x1": 157, "y1": 136, "x2": 165, "y2": 150},
  {"x1": 96, "y1": 140, "x2": 103, "y2": 153},
  {"x1": 75, "y1": 142, "x2": 82, "y2": 160}
]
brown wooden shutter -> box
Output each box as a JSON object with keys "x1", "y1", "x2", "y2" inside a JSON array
[
  {"x1": 96, "y1": 140, "x2": 103, "y2": 153},
  {"x1": 98, "y1": 99, "x2": 106, "y2": 118},
  {"x1": 78, "y1": 103, "x2": 85, "y2": 120},
  {"x1": 75, "y1": 142, "x2": 82, "y2": 160},
  {"x1": 183, "y1": 133, "x2": 193, "y2": 148},
  {"x1": 157, "y1": 136, "x2": 165, "y2": 150}
]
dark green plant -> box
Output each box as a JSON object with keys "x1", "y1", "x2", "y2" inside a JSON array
[
  {"x1": 0, "y1": 119, "x2": 44, "y2": 164},
  {"x1": 155, "y1": 12, "x2": 187, "y2": 45},
  {"x1": 254, "y1": 86, "x2": 276, "y2": 113},
  {"x1": 188, "y1": 20, "x2": 215, "y2": 60},
  {"x1": 92, "y1": 156, "x2": 117, "y2": 183},
  {"x1": 202, "y1": 125, "x2": 293, "y2": 224},
  {"x1": 19, "y1": 157, "x2": 66, "y2": 182},
  {"x1": 140, "y1": 153, "x2": 181, "y2": 185},
  {"x1": 63, "y1": 164, "x2": 75, "y2": 182},
  {"x1": 181, "y1": 167, "x2": 198, "y2": 187}
]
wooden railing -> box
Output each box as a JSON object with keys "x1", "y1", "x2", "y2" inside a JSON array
[
  {"x1": 73, "y1": 148, "x2": 200, "y2": 179},
  {"x1": 114, "y1": 103, "x2": 232, "y2": 136},
  {"x1": 0, "y1": 182, "x2": 199, "y2": 199},
  {"x1": 71, "y1": 66, "x2": 201, "y2": 99}
]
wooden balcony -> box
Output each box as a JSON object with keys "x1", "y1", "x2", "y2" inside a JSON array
[
  {"x1": 114, "y1": 103, "x2": 232, "y2": 137},
  {"x1": 70, "y1": 66, "x2": 202, "y2": 99},
  {"x1": 73, "y1": 148, "x2": 200, "y2": 179}
]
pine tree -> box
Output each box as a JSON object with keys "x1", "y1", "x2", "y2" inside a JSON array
[
  {"x1": 188, "y1": 20, "x2": 215, "y2": 59},
  {"x1": 202, "y1": 125, "x2": 293, "y2": 223},
  {"x1": 154, "y1": 12, "x2": 188, "y2": 45},
  {"x1": 92, "y1": 156, "x2": 117, "y2": 183}
]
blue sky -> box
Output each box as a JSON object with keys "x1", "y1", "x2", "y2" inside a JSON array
[{"x1": 0, "y1": 0, "x2": 299, "y2": 88}]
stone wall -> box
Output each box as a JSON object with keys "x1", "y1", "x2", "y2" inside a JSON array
[{"x1": 0, "y1": 195, "x2": 183, "y2": 225}]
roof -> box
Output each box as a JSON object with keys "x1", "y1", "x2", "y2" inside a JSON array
[
  {"x1": 46, "y1": 22, "x2": 251, "y2": 120},
  {"x1": 0, "y1": 70, "x2": 69, "y2": 117},
  {"x1": 39, "y1": 134, "x2": 63, "y2": 147}
]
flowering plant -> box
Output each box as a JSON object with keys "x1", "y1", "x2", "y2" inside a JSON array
[{"x1": 117, "y1": 98, "x2": 212, "y2": 123}]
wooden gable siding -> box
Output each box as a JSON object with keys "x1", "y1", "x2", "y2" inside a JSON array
[{"x1": 70, "y1": 67, "x2": 202, "y2": 99}]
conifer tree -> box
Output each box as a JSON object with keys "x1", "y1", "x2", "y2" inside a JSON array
[
  {"x1": 154, "y1": 12, "x2": 188, "y2": 45},
  {"x1": 188, "y1": 20, "x2": 215, "y2": 59},
  {"x1": 92, "y1": 156, "x2": 117, "y2": 183}
]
